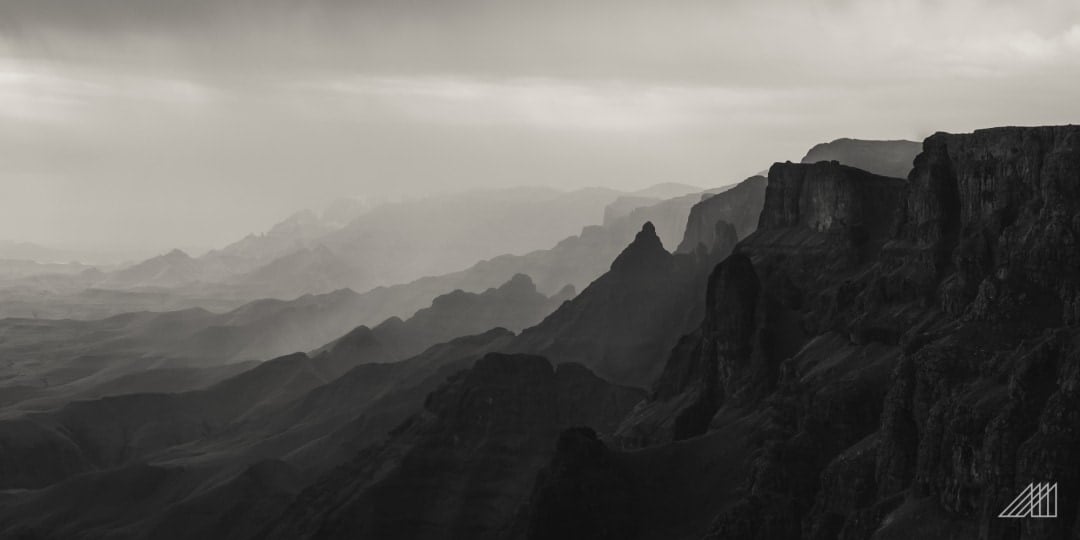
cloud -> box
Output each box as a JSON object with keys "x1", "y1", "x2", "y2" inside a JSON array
[
  {"x1": 0, "y1": 0, "x2": 1078, "y2": 252},
  {"x1": 298, "y1": 76, "x2": 812, "y2": 132},
  {"x1": 0, "y1": 59, "x2": 217, "y2": 123}
]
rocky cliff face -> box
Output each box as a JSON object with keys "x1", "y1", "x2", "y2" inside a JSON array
[
  {"x1": 599, "y1": 126, "x2": 1080, "y2": 540},
  {"x1": 619, "y1": 162, "x2": 904, "y2": 446}
]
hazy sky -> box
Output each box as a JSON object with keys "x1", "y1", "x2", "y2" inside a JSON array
[{"x1": 1, "y1": 0, "x2": 1078, "y2": 257}]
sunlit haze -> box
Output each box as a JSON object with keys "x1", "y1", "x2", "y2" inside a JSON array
[{"x1": 2, "y1": 0, "x2": 1078, "y2": 256}]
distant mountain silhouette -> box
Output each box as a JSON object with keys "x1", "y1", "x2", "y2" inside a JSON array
[
  {"x1": 800, "y1": 137, "x2": 921, "y2": 178},
  {"x1": 224, "y1": 244, "x2": 364, "y2": 299},
  {"x1": 627, "y1": 182, "x2": 704, "y2": 199},
  {"x1": 94, "y1": 249, "x2": 213, "y2": 289},
  {"x1": 676, "y1": 175, "x2": 767, "y2": 253},
  {"x1": 0, "y1": 258, "x2": 95, "y2": 282},
  {"x1": 0, "y1": 274, "x2": 566, "y2": 414},
  {"x1": 0, "y1": 183, "x2": 712, "y2": 319}
]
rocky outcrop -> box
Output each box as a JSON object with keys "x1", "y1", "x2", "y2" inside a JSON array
[
  {"x1": 620, "y1": 161, "x2": 903, "y2": 446},
  {"x1": 609, "y1": 126, "x2": 1080, "y2": 540}
]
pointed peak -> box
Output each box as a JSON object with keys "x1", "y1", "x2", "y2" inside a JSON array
[
  {"x1": 640, "y1": 221, "x2": 657, "y2": 237},
  {"x1": 610, "y1": 221, "x2": 671, "y2": 273},
  {"x1": 162, "y1": 248, "x2": 192, "y2": 260},
  {"x1": 627, "y1": 221, "x2": 663, "y2": 251}
]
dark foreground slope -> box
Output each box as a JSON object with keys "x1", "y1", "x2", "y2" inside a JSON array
[
  {"x1": 541, "y1": 125, "x2": 1080, "y2": 540},
  {"x1": 260, "y1": 353, "x2": 644, "y2": 540},
  {"x1": 0, "y1": 329, "x2": 517, "y2": 539}
]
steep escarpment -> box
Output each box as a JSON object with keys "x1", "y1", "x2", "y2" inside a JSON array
[
  {"x1": 598, "y1": 126, "x2": 1080, "y2": 540},
  {"x1": 620, "y1": 162, "x2": 905, "y2": 446}
]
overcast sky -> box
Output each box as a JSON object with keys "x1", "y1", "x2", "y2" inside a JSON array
[{"x1": 1, "y1": 0, "x2": 1078, "y2": 258}]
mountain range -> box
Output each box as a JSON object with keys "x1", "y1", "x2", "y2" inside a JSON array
[{"x1": 6, "y1": 134, "x2": 1029, "y2": 540}]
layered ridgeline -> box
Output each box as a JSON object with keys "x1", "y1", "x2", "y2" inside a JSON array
[
  {"x1": 0, "y1": 160, "x2": 771, "y2": 538},
  {"x1": 534, "y1": 125, "x2": 1080, "y2": 540},
  {"x1": 0, "y1": 329, "x2": 522, "y2": 538},
  {"x1": 0, "y1": 274, "x2": 567, "y2": 415},
  {"x1": 0, "y1": 184, "x2": 703, "y2": 317},
  {"x1": 0, "y1": 184, "x2": 706, "y2": 322}
]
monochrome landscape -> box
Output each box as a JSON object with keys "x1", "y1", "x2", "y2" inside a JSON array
[{"x1": 2, "y1": 1, "x2": 1080, "y2": 539}]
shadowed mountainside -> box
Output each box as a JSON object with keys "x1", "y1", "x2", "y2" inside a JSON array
[
  {"x1": 0, "y1": 329, "x2": 518, "y2": 538},
  {"x1": 260, "y1": 353, "x2": 644, "y2": 540},
  {"x1": 533, "y1": 125, "x2": 1080, "y2": 540}
]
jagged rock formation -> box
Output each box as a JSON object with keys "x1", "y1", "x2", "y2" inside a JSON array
[
  {"x1": 801, "y1": 138, "x2": 922, "y2": 179},
  {"x1": 259, "y1": 353, "x2": 644, "y2": 540},
  {"x1": 582, "y1": 125, "x2": 1080, "y2": 540},
  {"x1": 617, "y1": 161, "x2": 905, "y2": 446}
]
